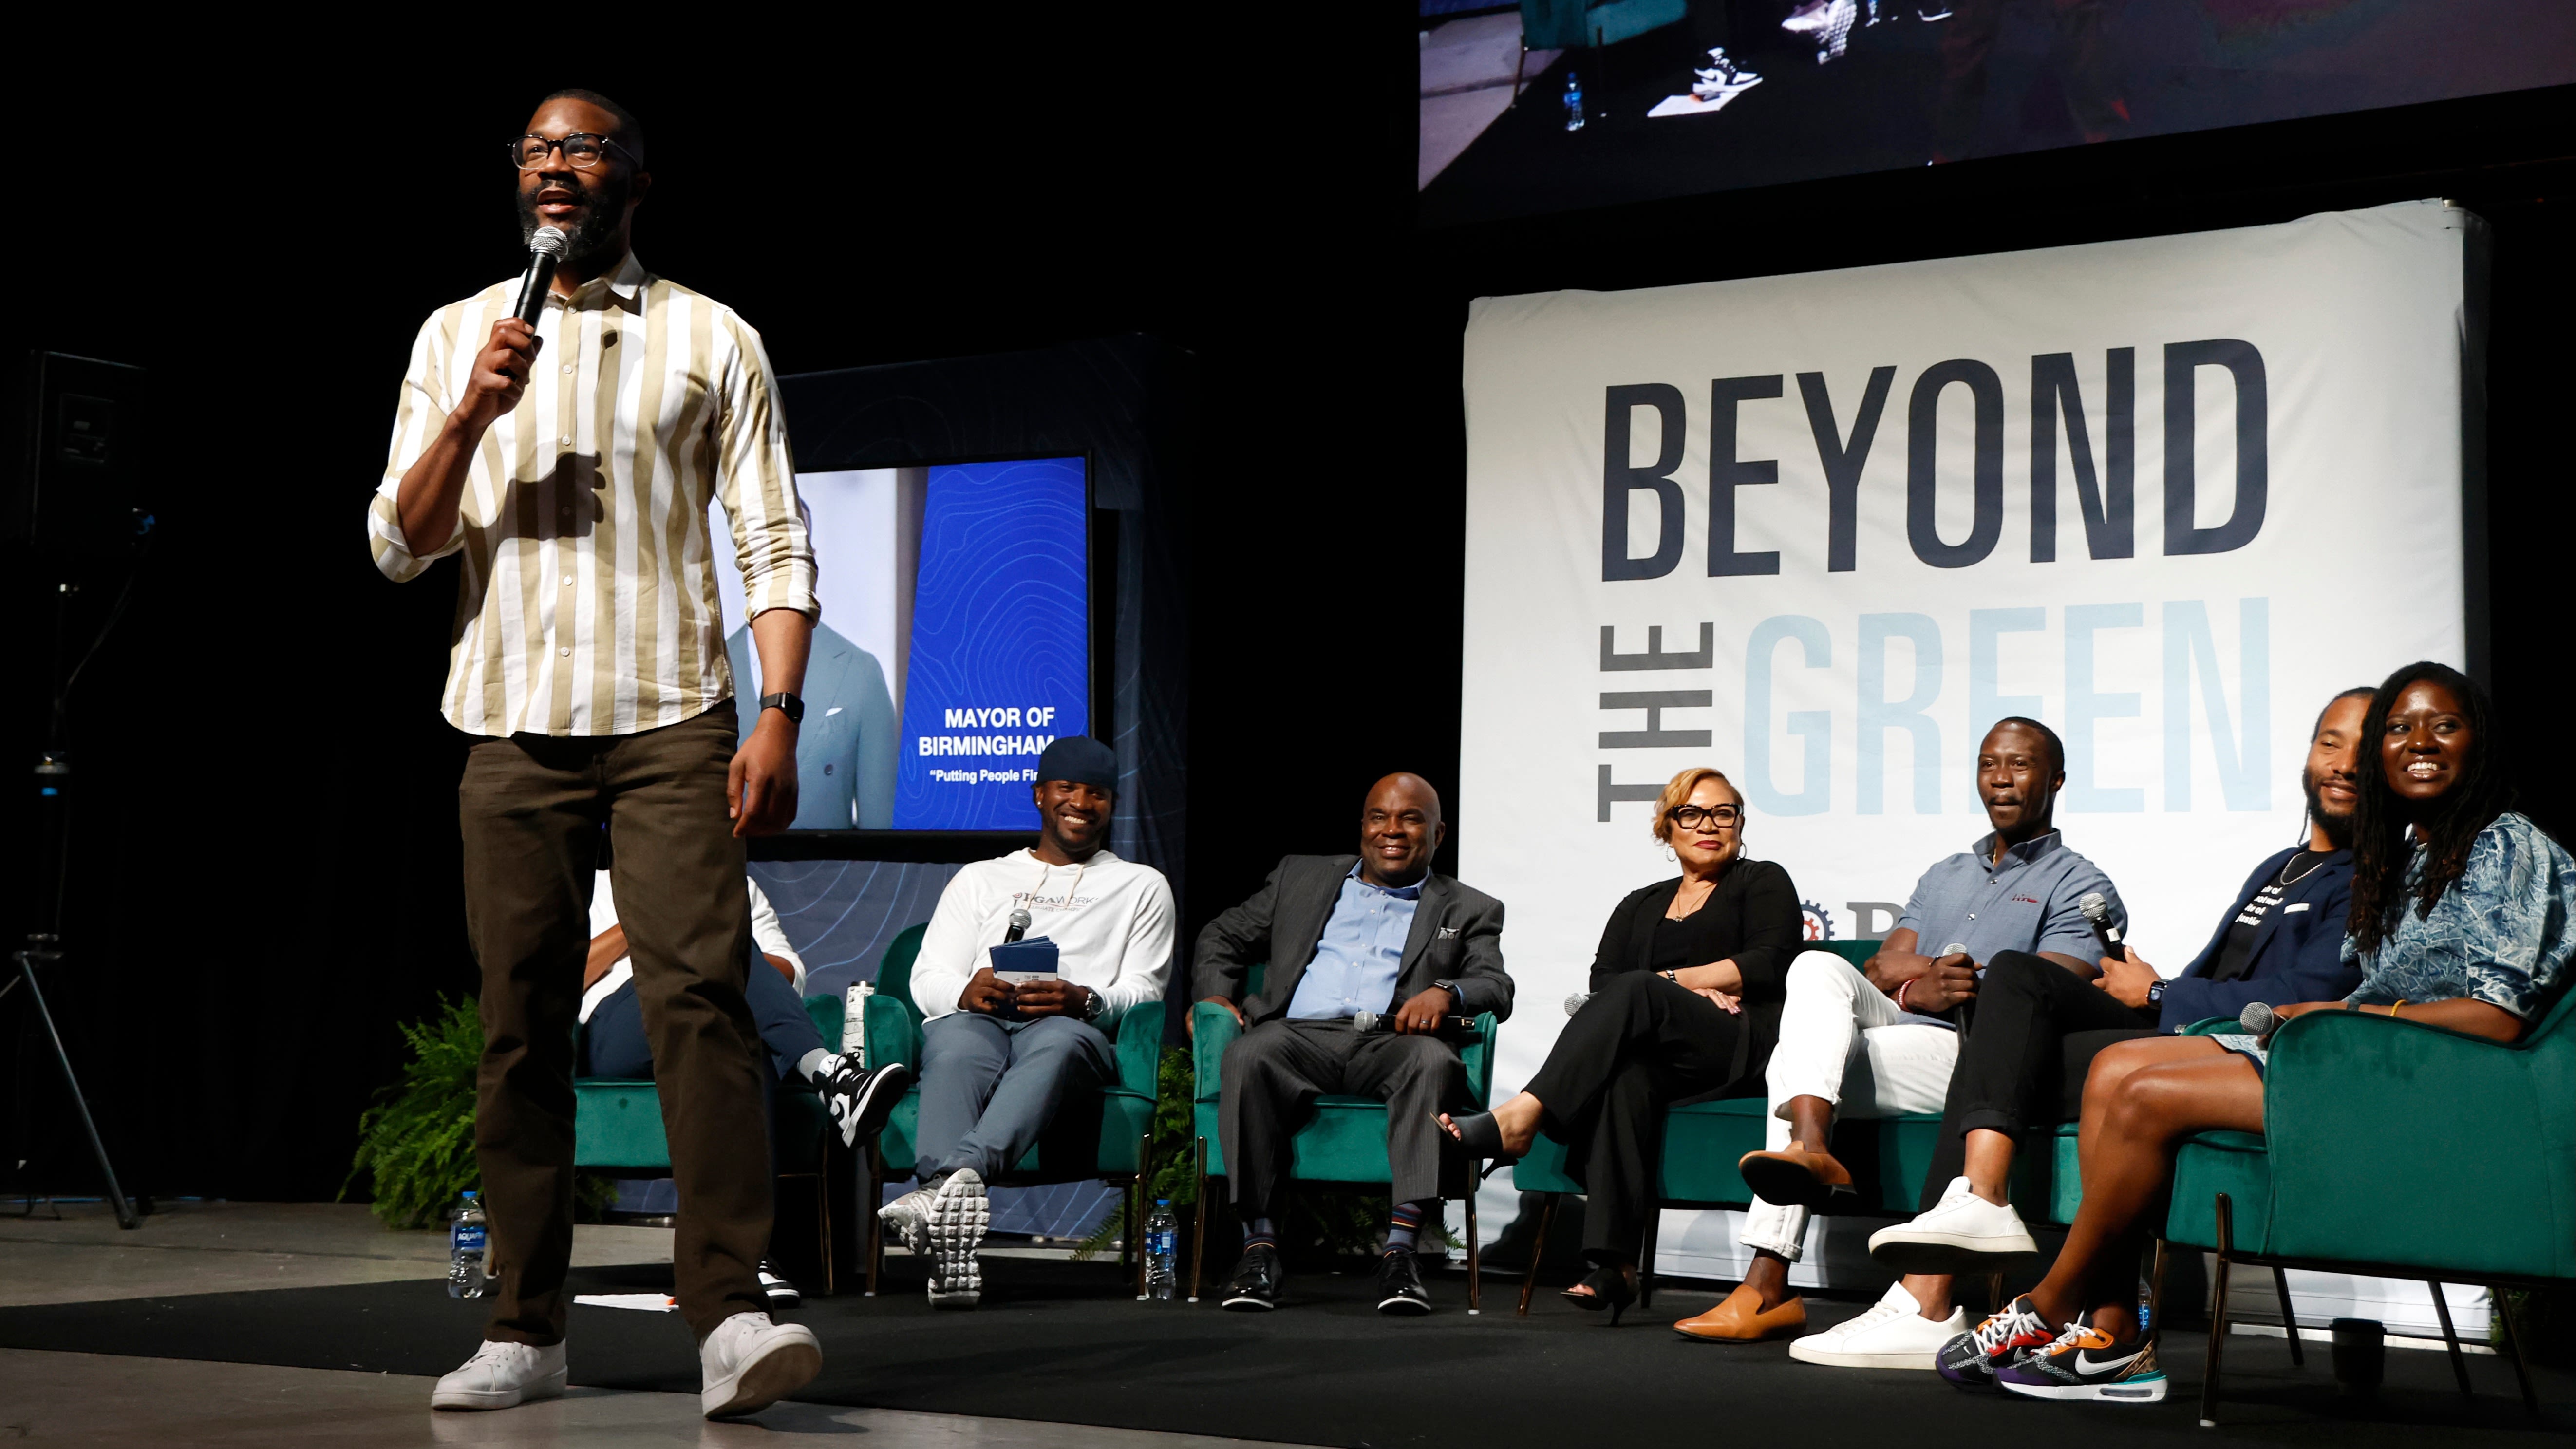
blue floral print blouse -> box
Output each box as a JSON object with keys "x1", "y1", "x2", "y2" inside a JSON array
[{"x1": 2343, "y1": 811, "x2": 2576, "y2": 1019}]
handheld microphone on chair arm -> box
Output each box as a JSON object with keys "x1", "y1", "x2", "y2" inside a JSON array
[
  {"x1": 2077, "y1": 893, "x2": 2125, "y2": 954},
  {"x1": 1003, "y1": 908, "x2": 1032, "y2": 944},
  {"x1": 1351, "y1": 1009, "x2": 1479, "y2": 1034},
  {"x1": 2238, "y1": 1001, "x2": 2278, "y2": 1039},
  {"x1": 514, "y1": 226, "x2": 568, "y2": 326},
  {"x1": 1563, "y1": 992, "x2": 1591, "y2": 1016}
]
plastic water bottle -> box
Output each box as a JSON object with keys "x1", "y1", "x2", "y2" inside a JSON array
[
  {"x1": 1563, "y1": 73, "x2": 1585, "y2": 132},
  {"x1": 1144, "y1": 1200, "x2": 1178, "y2": 1301},
  {"x1": 448, "y1": 1190, "x2": 489, "y2": 1299}
]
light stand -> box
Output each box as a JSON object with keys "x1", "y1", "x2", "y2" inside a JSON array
[{"x1": 4, "y1": 579, "x2": 140, "y2": 1229}]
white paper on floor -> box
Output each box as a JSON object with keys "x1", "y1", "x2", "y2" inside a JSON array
[
  {"x1": 573, "y1": 1293, "x2": 678, "y2": 1312},
  {"x1": 1648, "y1": 81, "x2": 1761, "y2": 119}
]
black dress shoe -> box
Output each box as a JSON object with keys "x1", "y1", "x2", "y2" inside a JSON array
[
  {"x1": 1375, "y1": 1249, "x2": 1433, "y2": 1316},
  {"x1": 1220, "y1": 1242, "x2": 1284, "y2": 1312}
]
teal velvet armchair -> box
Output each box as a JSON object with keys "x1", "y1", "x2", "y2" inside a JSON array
[
  {"x1": 1188, "y1": 963, "x2": 1502, "y2": 1309},
  {"x1": 838, "y1": 923, "x2": 1167, "y2": 1297},
  {"x1": 2167, "y1": 984, "x2": 2573, "y2": 1422}
]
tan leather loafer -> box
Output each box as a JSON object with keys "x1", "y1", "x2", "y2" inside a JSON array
[
  {"x1": 1736, "y1": 1145, "x2": 1854, "y2": 1209},
  {"x1": 1673, "y1": 1282, "x2": 1807, "y2": 1342}
]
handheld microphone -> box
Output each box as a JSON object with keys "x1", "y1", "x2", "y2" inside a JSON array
[
  {"x1": 2238, "y1": 1001, "x2": 2277, "y2": 1038},
  {"x1": 1003, "y1": 908, "x2": 1032, "y2": 944},
  {"x1": 1564, "y1": 992, "x2": 1591, "y2": 1016},
  {"x1": 2078, "y1": 893, "x2": 2125, "y2": 954},
  {"x1": 515, "y1": 226, "x2": 568, "y2": 326},
  {"x1": 1352, "y1": 1009, "x2": 1478, "y2": 1034}
]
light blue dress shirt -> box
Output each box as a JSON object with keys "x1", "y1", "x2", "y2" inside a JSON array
[{"x1": 1285, "y1": 863, "x2": 1425, "y2": 1020}]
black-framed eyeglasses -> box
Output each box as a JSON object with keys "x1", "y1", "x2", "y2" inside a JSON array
[
  {"x1": 1668, "y1": 804, "x2": 1741, "y2": 830},
  {"x1": 508, "y1": 132, "x2": 635, "y2": 171}
]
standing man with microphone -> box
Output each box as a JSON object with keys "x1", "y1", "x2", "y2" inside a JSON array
[{"x1": 367, "y1": 90, "x2": 824, "y2": 1420}]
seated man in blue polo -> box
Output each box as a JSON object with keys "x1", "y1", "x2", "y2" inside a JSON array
[
  {"x1": 1863, "y1": 687, "x2": 2377, "y2": 1296},
  {"x1": 1193, "y1": 772, "x2": 1513, "y2": 1317},
  {"x1": 882, "y1": 736, "x2": 1175, "y2": 1309}
]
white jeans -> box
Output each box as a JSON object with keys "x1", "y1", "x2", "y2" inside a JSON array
[{"x1": 1740, "y1": 951, "x2": 1958, "y2": 1261}]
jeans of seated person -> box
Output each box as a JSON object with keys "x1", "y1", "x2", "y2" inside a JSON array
[
  {"x1": 581, "y1": 946, "x2": 828, "y2": 1181},
  {"x1": 914, "y1": 1014, "x2": 1115, "y2": 1183},
  {"x1": 583, "y1": 942, "x2": 827, "y2": 1082}
]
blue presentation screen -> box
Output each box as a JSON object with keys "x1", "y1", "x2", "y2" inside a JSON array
[
  {"x1": 892, "y1": 458, "x2": 1090, "y2": 830},
  {"x1": 710, "y1": 455, "x2": 1090, "y2": 833}
]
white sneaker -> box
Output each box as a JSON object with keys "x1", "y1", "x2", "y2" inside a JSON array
[
  {"x1": 923, "y1": 1169, "x2": 989, "y2": 1309},
  {"x1": 878, "y1": 1180, "x2": 939, "y2": 1259},
  {"x1": 1789, "y1": 1281, "x2": 1967, "y2": 1369},
  {"x1": 430, "y1": 1338, "x2": 567, "y2": 1411},
  {"x1": 1868, "y1": 1176, "x2": 2040, "y2": 1273},
  {"x1": 699, "y1": 1311, "x2": 821, "y2": 1420}
]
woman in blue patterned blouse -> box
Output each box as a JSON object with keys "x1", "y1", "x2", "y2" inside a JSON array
[{"x1": 1932, "y1": 661, "x2": 2575, "y2": 1404}]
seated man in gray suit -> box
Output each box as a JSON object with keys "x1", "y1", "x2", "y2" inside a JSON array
[{"x1": 1193, "y1": 772, "x2": 1512, "y2": 1317}]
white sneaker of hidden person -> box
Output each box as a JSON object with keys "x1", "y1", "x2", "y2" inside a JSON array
[
  {"x1": 430, "y1": 1338, "x2": 567, "y2": 1410},
  {"x1": 1787, "y1": 1280, "x2": 1967, "y2": 1368},
  {"x1": 699, "y1": 1311, "x2": 823, "y2": 1419},
  {"x1": 1867, "y1": 1175, "x2": 2041, "y2": 1273}
]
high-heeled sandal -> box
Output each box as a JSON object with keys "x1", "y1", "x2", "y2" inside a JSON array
[
  {"x1": 1559, "y1": 1263, "x2": 1639, "y2": 1325},
  {"x1": 1437, "y1": 1110, "x2": 1519, "y2": 1166}
]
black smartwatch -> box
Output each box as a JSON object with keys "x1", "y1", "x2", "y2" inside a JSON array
[
  {"x1": 2145, "y1": 979, "x2": 2166, "y2": 1009},
  {"x1": 758, "y1": 691, "x2": 805, "y2": 725}
]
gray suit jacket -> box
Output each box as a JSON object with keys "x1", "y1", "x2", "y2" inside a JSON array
[{"x1": 1191, "y1": 854, "x2": 1513, "y2": 1025}]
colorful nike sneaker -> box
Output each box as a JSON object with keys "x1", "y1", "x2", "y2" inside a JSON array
[
  {"x1": 1996, "y1": 1323, "x2": 2168, "y2": 1402},
  {"x1": 1935, "y1": 1294, "x2": 2057, "y2": 1390}
]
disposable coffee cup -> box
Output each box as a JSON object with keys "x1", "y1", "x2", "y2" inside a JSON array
[{"x1": 2330, "y1": 1317, "x2": 2385, "y2": 1397}]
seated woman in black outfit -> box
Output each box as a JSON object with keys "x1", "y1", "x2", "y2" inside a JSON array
[{"x1": 1442, "y1": 766, "x2": 1804, "y2": 1321}]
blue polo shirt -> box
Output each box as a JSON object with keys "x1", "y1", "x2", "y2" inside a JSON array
[
  {"x1": 1898, "y1": 829, "x2": 2123, "y2": 966},
  {"x1": 1285, "y1": 863, "x2": 1424, "y2": 1020}
]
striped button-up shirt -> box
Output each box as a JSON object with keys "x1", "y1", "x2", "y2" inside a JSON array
[{"x1": 367, "y1": 252, "x2": 817, "y2": 738}]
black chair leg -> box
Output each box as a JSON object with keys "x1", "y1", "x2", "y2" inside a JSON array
[
  {"x1": 2493, "y1": 1284, "x2": 2539, "y2": 1416},
  {"x1": 1466, "y1": 1189, "x2": 1482, "y2": 1315},
  {"x1": 864, "y1": 1141, "x2": 884, "y2": 1298},
  {"x1": 1517, "y1": 1194, "x2": 1558, "y2": 1317},
  {"x1": 1638, "y1": 1206, "x2": 1660, "y2": 1310},
  {"x1": 2427, "y1": 1280, "x2": 2473, "y2": 1397},
  {"x1": 2200, "y1": 1193, "x2": 2235, "y2": 1428},
  {"x1": 1189, "y1": 1141, "x2": 1210, "y2": 1304},
  {"x1": 2272, "y1": 1267, "x2": 2303, "y2": 1366}
]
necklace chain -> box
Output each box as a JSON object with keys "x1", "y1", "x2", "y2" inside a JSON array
[{"x1": 2276, "y1": 850, "x2": 2326, "y2": 888}]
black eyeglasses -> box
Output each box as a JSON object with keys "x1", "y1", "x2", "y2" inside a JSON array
[
  {"x1": 508, "y1": 132, "x2": 635, "y2": 171},
  {"x1": 1668, "y1": 804, "x2": 1741, "y2": 830}
]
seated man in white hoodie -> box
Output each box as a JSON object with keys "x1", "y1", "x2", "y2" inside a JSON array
[{"x1": 881, "y1": 736, "x2": 1175, "y2": 1307}]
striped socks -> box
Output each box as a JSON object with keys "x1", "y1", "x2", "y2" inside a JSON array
[
  {"x1": 1385, "y1": 1200, "x2": 1435, "y2": 1254},
  {"x1": 1243, "y1": 1217, "x2": 1279, "y2": 1252}
]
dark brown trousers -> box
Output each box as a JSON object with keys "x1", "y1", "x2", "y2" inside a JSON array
[{"x1": 460, "y1": 702, "x2": 769, "y2": 1344}]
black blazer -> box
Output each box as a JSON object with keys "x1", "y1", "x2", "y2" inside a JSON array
[
  {"x1": 1589, "y1": 857, "x2": 1805, "y2": 1086},
  {"x1": 1192, "y1": 854, "x2": 1513, "y2": 1026},
  {"x1": 2157, "y1": 847, "x2": 2361, "y2": 1029}
]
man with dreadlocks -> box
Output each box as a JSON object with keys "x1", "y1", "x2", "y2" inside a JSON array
[{"x1": 1934, "y1": 661, "x2": 2576, "y2": 1406}]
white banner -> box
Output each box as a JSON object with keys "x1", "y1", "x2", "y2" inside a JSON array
[{"x1": 1458, "y1": 201, "x2": 2476, "y2": 1271}]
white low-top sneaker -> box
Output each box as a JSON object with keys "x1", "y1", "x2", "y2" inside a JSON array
[
  {"x1": 699, "y1": 1311, "x2": 821, "y2": 1420},
  {"x1": 1789, "y1": 1280, "x2": 1967, "y2": 1369},
  {"x1": 1868, "y1": 1176, "x2": 2040, "y2": 1273},
  {"x1": 430, "y1": 1338, "x2": 567, "y2": 1411}
]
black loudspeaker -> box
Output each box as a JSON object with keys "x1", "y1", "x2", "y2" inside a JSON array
[{"x1": 8, "y1": 352, "x2": 150, "y2": 560}]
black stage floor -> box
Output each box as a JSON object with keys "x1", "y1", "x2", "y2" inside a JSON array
[{"x1": 2, "y1": 1256, "x2": 2565, "y2": 1446}]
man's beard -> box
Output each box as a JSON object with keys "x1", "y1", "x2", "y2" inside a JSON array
[
  {"x1": 515, "y1": 173, "x2": 629, "y2": 266},
  {"x1": 2302, "y1": 766, "x2": 2357, "y2": 851}
]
